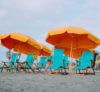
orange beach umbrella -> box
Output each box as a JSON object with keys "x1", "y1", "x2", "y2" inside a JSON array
[
  {"x1": 98, "y1": 40, "x2": 100, "y2": 45},
  {"x1": 0, "y1": 33, "x2": 52, "y2": 56},
  {"x1": 39, "y1": 44, "x2": 51, "y2": 56},
  {"x1": 0, "y1": 33, "x2": 42, "y2": 55},
  {"x1": 46, "y1": 26, "x2": 100, "y2": 58}
]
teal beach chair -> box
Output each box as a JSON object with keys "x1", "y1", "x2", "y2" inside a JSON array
[
  {"x1": 48, "y1": 49, "x2": 64, "y2": 71},
  {"x1": 39, "y1": 56, "x2": 48, "y2": 69},
  {"x1": 63, "y1": 55, "x2": 69, "y2": 69},
  {"x1": 1, "y1": 53, "x2": 20, "y2": 72},
  {"x1": 34, "y1": 56, "x2": 52, "y2": 71},
  {"x1": 9, "y1": 53, "x2": 20, "y2": 72},
  {"x1": 0, "y1": 63, "x2": 4, "y2": 72},
  {"x1": 23, "y1": 53, "x2": 35, "y2": 72},
  {"x1": 74, "y1": 51, "x2": 94, "y2": 74}
]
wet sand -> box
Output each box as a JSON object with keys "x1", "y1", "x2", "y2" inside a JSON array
[{"x1": 0, "y1": 71, "x2": 100, "y2": 92}]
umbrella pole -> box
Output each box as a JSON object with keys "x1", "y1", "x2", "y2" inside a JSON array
[{"x1": 70, "y1": 40, "x2": 73, "y2": 61}]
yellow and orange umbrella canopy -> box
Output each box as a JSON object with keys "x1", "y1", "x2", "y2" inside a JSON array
[
  {"x1": 98, "y1": 40, "x2": 100, "y2": 45},
  {"x1": 64, "y1": 48, "x2": 84, "y2": 59},
  {"x1": 64, "y1": 48, "x2": 91, "y2": 59},
  {"x1": 0, "y1": 33, "x2": 51, "y2": 56},
  {"x1": 46, "y1": 26, "x2": 100, "y2": 58},
  {"x1": 46, "y1": 26, "x2": 99, "y2": 49},
  {"x1": 39, "y1": 44, "x2": 51, "y2": 56}
]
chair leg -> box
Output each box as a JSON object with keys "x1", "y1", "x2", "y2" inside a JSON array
[
  {"x1": 1, "y1": 68, "x2": 3, "y2": 72},
  {"x1": 92, "y1": 68, "x2": 95, "y2": 75},
  {"x1": 58, "y1": 70, "x2": 60, "y2": 73},
  {"x1": 79, "y1": 70, "x2": 80, "y2": 74},
  {"x1": 85, "y1": 69, "x2": 88, "y2": 74},
  {"x1": 64, "y1": 68, "x2": 67, "y2": 74},
  {"x1": 16, "y1": 67, "x2": 19, "y2": 72},
  {"x1": 50, "y1": 69, "x2": 53, "y2": 73},
  {"x1": 18, "y1": 63, "x2": 26, "y2": 72},
  {"x1": 30, "y1": 67, "x2": 34, "y2": 73},
  {"x1": 34, "y1": 64, "x2": 41, "y2": 73},
  {"x1": 27, "y1": 64, "x2": 34, "y2": 73}
]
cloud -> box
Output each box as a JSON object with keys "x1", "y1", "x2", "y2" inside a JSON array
[
  {"x1": 67, "y1": 11, "x2": 100, "y2": 38},
  {"x1": 0, "y1": 0, "x2": 100, "y2": 59},
  {"x1": 84, "y1": 0, "x2": 100, "y2": 9},
  {"x1": 0, "y1": 0, "x2": 99, "y2": 36},
  {"x1": 0, "y1": 0, "x2": 69, "y2": 18},
  {"x1": 0, "y1": 9, "x2": 7, "y2": 18}
]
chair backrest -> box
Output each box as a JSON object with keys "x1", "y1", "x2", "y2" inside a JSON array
[
  {"x1": 39, "y1": 57, "x2": 47, "y2": 69},
  {"x1": 82, "y1": 51, "x2": 94, "y2": 61},
  {"x1": 25, "y1": 53, "x2": 34, "y2": 64},
  {"x1": 63, "y1": 55, "x2": 69, "y2": 67},
  {"x1": 10, "y1": 53, "x2": 19, "y2": 63},
  {"x1": 47, "y1": 56, "x2": 52, "y2": 61},
  {"x1": 52, "y1": 48, "x2": 64, "y2": 67},
  {"x1": 80, "y1": 51, "x2": 94, "y2": 68},
  {"x1": 25, "y1": 53, "x2": 34, "y2": 69}
]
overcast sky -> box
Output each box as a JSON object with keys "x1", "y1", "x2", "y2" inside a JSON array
[{"x1": 0, "y1": 0, "x2": 100, "y2": 61}]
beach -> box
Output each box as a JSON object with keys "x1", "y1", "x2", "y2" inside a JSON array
[{"x1": 0, "y1": 71, "x2": 100, "y2": 92}]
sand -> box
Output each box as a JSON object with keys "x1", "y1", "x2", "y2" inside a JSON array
[{"x1": 0, "y1": 71, "x2": 100, "y2": 92}]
